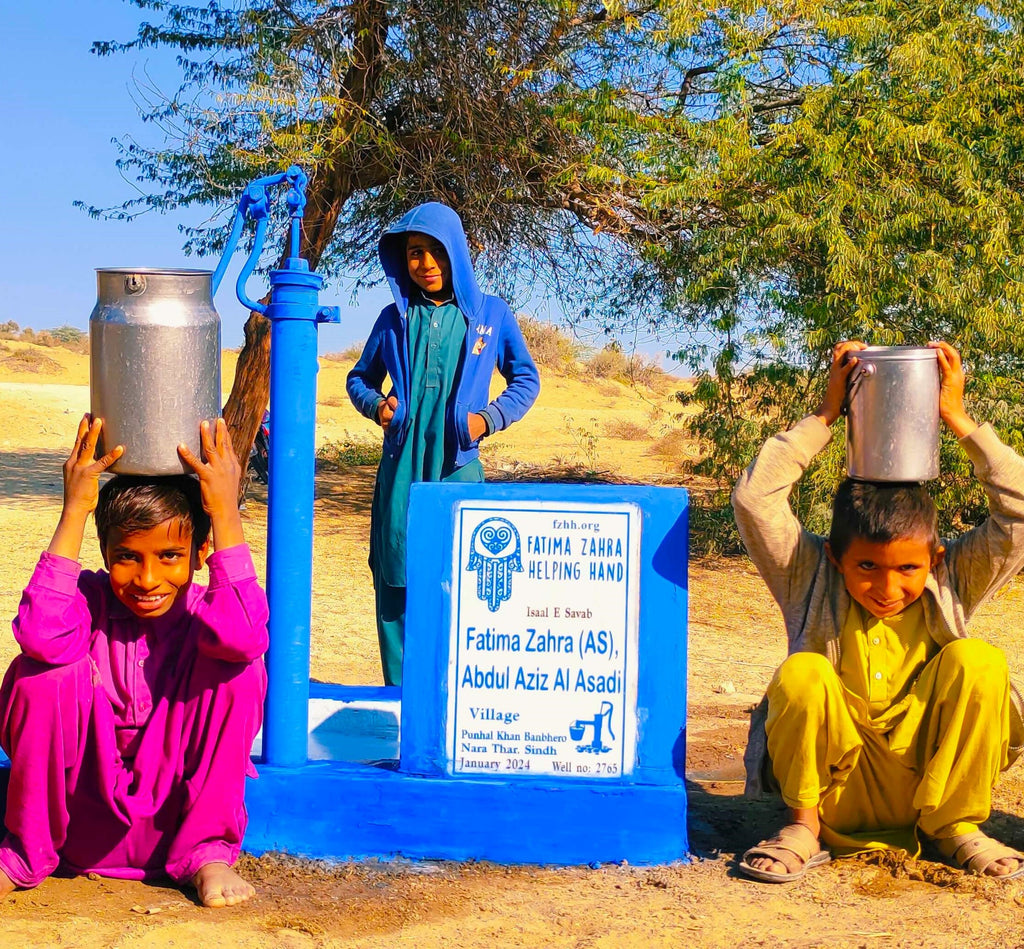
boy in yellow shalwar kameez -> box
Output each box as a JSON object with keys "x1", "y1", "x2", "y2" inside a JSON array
[{"x1": 733, "y1": 340, "x2": 1024, "y2": 883}]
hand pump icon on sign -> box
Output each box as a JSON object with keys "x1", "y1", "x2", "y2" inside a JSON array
[{"x1": 569, "y1": 701, "x2": 616, "y2": 754}]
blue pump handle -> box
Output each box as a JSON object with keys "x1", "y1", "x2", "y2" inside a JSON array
[{"x1": 211, "y1": 165, "x2": 309, "y2": 309}]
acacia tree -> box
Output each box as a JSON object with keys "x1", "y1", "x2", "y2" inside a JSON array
[{"x1": 89, "y1": 0, "x2": 688, "y2": 468}]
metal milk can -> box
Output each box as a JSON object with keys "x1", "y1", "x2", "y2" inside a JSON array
[
  {"x1": 90, "y1": 268, "x2": 221, "y2": 475},
  {"x1": 845, "y1": 346, "x2": 940, "y2": 482}
]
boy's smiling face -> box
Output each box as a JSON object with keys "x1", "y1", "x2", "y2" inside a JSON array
[
  {"x1": 104, "y1": 519, "x2": 209, "y2": 618},
  {"x1": 406, "y1": 232, "x2": 451, "y2": 299},
  {"x1": 827, "y1": 534, "x2": 945, "y2": 619}
]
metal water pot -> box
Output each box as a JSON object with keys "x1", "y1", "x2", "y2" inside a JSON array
[
  {"x1": 90, "y1": 269, "x2": 221, "y2": 475},
  {"x1": 845, "y1": 346, "x2": 940, "y2": 482}
]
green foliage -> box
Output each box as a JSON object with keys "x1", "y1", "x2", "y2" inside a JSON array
[
  {"x1": 49, "y1": 325, "x2": 87, "y2": 345},
  {"x1": 48, "y1": 325, "x2": 90, "y2": 353},
  {"x1": 677, "y1": 357, "x2": 844, "y2": 551},
  {"x1": 687, "y1": 490, "x2": 745, "y2": 558},
  {"x1": 932, "y1": 373, "x2": 1024, "y2": 536},
  {"x1": 634, "y1": 0, "x2": 1024, "y2": 552}
]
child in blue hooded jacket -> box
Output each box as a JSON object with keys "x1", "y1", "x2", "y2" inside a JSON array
[{"x1": 347, "y1": 203, "x2": 540, "y2": 685}]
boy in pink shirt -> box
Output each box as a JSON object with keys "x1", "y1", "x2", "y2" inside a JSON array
[{"x1": 0, "y1": 415, "x2": 268, "y2": 907}]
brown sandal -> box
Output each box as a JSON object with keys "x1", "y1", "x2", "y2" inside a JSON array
[
  {"x1": 934, "y1": 831, "x2": 1024, "y2": 880},
  {"x1": 739, "y1": 823, "x2": 831, "y2": 883}
]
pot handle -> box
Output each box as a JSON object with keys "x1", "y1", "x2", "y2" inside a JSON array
[{"x1": 843, "y1": 362, "x2": 875, "y2": 414}]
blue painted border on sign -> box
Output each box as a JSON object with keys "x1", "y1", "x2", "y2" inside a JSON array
[{"x1": 401, "y1": 483, "x2": 688, "y2": 788}]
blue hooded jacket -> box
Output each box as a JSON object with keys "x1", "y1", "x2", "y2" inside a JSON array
[{"x1": 346, "y1": 203, "x2": 540, "y2": 468}]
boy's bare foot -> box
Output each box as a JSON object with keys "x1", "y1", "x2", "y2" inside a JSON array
[
  {"x1": 192, "y1": 862, "x2": 255, "y2": 908},
  {"x1": 0, "y1": 866, "x2": 16, "y2": 900}
]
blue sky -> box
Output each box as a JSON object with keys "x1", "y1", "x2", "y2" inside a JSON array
[{"x1": 0, "y1": 1, "x2": 390, "y2": 351}]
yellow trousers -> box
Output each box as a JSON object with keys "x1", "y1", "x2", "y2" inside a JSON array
[{"x1": 765, "y1": 639, "x2": 1012, "y2": 853}]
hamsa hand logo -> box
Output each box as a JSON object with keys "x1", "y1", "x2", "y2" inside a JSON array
[{"x1": 466, "y1": 517, "x2": 522, "y2": 612}]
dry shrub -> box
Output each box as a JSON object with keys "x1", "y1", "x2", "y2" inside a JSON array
[
  {"x1": 620, "y1": 354, "x2": 661, "y2": 388},
  {"x1": 647, "y1": 429, "x2": 689, "y2": 462},
  {"x1": 587, "y1": 346, "x2": 626, "y2": 379},
  {"x1": 487, "y1": 459, "x2": 622, "y2": 484},
  {"x1": 517, "y1": 316, "x2": 579, "y2": 373},
  {"x1": 2, "y1": 349, "x2": 63, "y2": 374},
  {"x1": 0, "y1": 323, "x2": 88, "y2": 353},
  {"x1": 604, "y1": 417, "x2": 647, "y2": 440},
  {"x1": 319, "y1": 393, "x2": 347, "y2": 407},
  {"x1": 321, "y1": 343, "x2": 364, "y2": 363},
  {"x1": 587, "y1": 345, "x2": 662, "y2": 388}
]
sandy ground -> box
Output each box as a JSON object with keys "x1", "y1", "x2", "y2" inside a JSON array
[{"x1": 4, "y1": 340, "x2": 1024, "y2": 947}]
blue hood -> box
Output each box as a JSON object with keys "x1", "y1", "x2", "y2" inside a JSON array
[{"x1": 378, "y1": 202, "x2": 485, "y2": 320}]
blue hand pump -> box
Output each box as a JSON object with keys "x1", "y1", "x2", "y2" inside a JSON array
[{"x1": 213, "y1": 166, "x2": 340, "y2": 768}]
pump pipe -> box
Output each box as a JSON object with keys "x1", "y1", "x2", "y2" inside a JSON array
[{"x1": 211, "y1": 166, "x2": 340, "y2": 768}]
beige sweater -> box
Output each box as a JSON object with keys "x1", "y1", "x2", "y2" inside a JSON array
[{"x1": 733, "y1": 415, "x2": 1024, "y2": 797}]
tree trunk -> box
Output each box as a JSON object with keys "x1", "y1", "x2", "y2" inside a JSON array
[{"x1": 223, "y1": 307, "x2": 271, "y2": 504}]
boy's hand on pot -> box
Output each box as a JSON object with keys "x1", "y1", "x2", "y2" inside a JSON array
[
  {"x1": 179, "y1": 419, "x2": 243, "y2": 529},
  {"x1": 468, "y1": 413, "x2": 487, "y2": 442},
  {"x1": 62, "y1": 414, "x2": 124, "y2": 516},
  {"x1": 378, "y1": 396, "x2": 398, "y2": 432},
  {"x1": 928, "y1": 341, "x2": 976, "y2": 437},
  {"x1": 49, "y1": 415, "x2": 123, "y2": 561},
  {"x1": 813, "y1": 341, "x2": 867, "y2": 427}
]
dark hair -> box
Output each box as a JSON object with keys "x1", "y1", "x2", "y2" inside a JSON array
[
  {"x1": 828, "y1": 478, "x2": 938, "y2": 560},
  {"x1": 95, "y1": 475, "x2": 210, "y2": 553}
]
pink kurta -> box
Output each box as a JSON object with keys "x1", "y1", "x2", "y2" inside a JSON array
[{"x1": 0, "y1": 545, "x2": 268, "y2": 887}]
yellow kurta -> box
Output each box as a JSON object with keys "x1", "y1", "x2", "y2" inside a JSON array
[{"x1": 765, "y1": 604, "x2": 1012, "y2": 854}]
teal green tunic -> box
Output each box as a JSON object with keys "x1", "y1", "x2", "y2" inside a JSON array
[{"x1": 370, "y1": 297, "x2": 484, "y2": 683}]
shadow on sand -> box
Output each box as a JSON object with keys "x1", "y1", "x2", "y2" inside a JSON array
[
  {"x1": 313, "y1": 465, "x2": 377, "y2": 519},
  {"x1": 0, "y1": 450, "x2": 67, "y2": 503}
]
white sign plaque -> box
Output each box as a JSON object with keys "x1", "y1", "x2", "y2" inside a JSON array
[{"x1": 446, "y1": 501, "x2": 641, "y2": 778}]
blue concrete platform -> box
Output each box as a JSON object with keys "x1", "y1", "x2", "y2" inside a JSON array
[
  {"x1": 245, "y1": 483, "x2": 690, "y2": 865},
  {"x1": 244, "y1": 756, "x2": 688, "y2": 865}
]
